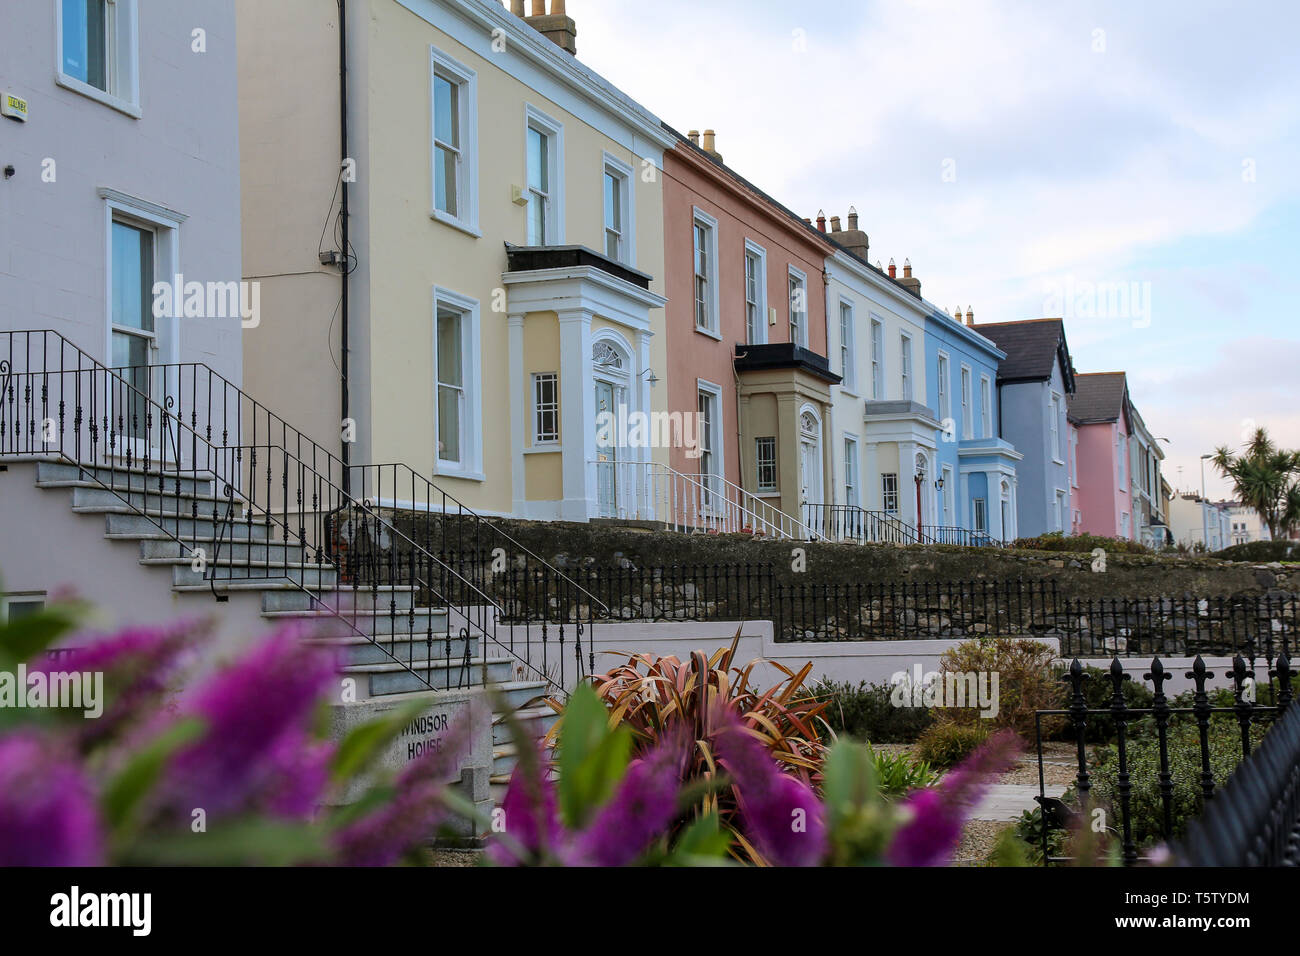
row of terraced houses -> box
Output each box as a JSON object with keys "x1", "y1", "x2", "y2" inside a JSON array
[{"x1": 1, "y1": 0, "x2": 1176, "y2": 630}]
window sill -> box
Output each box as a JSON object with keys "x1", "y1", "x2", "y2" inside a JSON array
[
  {"x1": 695, "y1": 326, "x2": 723, "y2": 342},
  {"x1": 56, "y1": 73, "x2": 141, "y2": 119},
  {"x1": 523, "y1": 445, "x2": 562, "y2": 455},
  {"x1": 434, "y1": 466, "x2": 486, "y2": 482},
  {"x1": 755, "y1": 490, "x2": 780, "y2": 499},
  {"x1": 431, "y1": 210, "x2": 482, "y2": 238}
]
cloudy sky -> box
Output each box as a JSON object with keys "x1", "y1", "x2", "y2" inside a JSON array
[{"x1": 568, "y1": 0, "x2": 1300, "y2": 499}]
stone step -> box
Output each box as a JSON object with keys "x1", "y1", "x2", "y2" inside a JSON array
[
  {"x1": 102, "y1": 510, "x2": 273, "y2": 541},
  {"x1": 304, "y1": 631, "x2": 474, "y2": 668},
  {"x1": 36, "y1": 460, "x2": 217, "y2": 497},
  {"x1": 68, "y1": 483, "x2": 247, "y2": 518},
  {"x1": 263, "y1": 606, "x2": 452, "y2": 637},
  {"x1": 137, "y1": 536, "x2": 307, "y2": 565},
  {"x1": 162, "y1": 560, "x2": 338, "y2": 589},
  {"x1": 262, "y1": 584, "x2": 417, "y2": 614},
  {"x1": 491, "y1": 704, "x2": 558, "y2": 747},
  {"x1": 346, "y1": 657, "x2": 515, "y2": 697}
]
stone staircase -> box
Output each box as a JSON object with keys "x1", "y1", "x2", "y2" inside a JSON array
[{"x1": 29, "y1": 457, "x2": 554, "y2": 791}]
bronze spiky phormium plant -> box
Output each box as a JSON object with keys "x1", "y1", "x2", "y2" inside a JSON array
[{"x1": 572, "y1": 629, "x2": 829, "y2": 863}]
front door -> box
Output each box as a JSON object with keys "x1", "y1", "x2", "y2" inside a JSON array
[{"x1": 594, "y1": 379, "x2": 618, "y2": 517}]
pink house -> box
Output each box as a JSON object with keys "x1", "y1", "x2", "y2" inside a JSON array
[{"x1": 1068, "y1": 372, "x2": 1136, "y2": 540}]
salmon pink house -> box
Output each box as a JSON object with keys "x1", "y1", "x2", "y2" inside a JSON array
[
  {"x1": 1068, "y1": 372, "x2": 1136, "y2": 540},
  {"x1": 610, "y1": 128, "x2": 840, "y2": 536}
]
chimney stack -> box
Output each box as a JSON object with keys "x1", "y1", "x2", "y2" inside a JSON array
[
  {"x1": 830, "y1": 215, "x2": 842, "y2": 233},
  {"x1": 816, "y1": 210, "x2": 827, "y2": 233},
  {"x1": 897, "y1": 258, "x2": 921, "y2": 298},
  {"x1": 701, "y1": 130, "x2": 723, "y2": 163},
  {"x1": 521, "y1": 0, "x2": 578, "y2": 56},
  {"x1": 836, "y1": 204, "x2": 869, "y2": 262}
]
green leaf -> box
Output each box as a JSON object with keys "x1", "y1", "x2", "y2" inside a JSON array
[
  {"x1": 667, "y1": 812, "x2": 732, "y2": 866},
  {"x1": 557, "y1": 684, "x2": 630, "y2": 829},
  {"x1": 123, "y1": 818, "x2": 330, "y2": 866},
  {"x1": 822, "y1": 740, "x2": 881, "y2": 824},
  {"x1": 101, "y1": 717, "x2": 206, "y2": 834},
  {"x1": 329, "y1": 698, "x2": 432, "y2": 785},
  {"x1": 0, "y1": 603, "x2": 82, "y2": 669}
]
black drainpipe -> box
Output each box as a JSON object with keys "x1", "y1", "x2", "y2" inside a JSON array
[{"x1": 338, "y1": 0, "x2": 352, "y2": 495}]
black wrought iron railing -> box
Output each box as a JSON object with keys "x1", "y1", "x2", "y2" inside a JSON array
[
  {"x1": 1034, "y1": 654, "x2": 1294, "y2": 866},
  {"x1": 1175, "y1": 671, "x2": 1300, "y2": 866},
  {"x1": 0, "y1": 330, "x2": 602, "y2": 696}
]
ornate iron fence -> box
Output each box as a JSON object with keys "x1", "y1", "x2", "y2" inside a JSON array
[{"x1": 1032, "y1": 653, "x2": 1294, "y2": 866}]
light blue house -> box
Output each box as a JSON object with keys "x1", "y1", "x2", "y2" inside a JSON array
[
  {"x1": 971, "y1": 318, "x2": 1076, "y2": 539},
  {"x1": 924, "y1": 310, "x2": 1022, "y2": 543}
]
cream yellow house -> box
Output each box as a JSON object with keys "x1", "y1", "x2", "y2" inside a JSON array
[{"x1": 237, "y1": 0, "x2": 671, "y2": 518}]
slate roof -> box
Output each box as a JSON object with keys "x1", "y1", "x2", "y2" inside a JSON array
[
  {"x1": 971, "y1": 318, "x2": 1074, "y2": 389},
  {"x1": 1068, "y1": 372, "x2": 1129, "y2": 425}
]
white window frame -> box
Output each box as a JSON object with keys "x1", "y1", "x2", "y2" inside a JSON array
[
  {"x1": 432, "y1": 287, "x2": 483, "y2": 480},
  {"x1": 531, "y1": 371, "x2": 559, "y2": 446},
  {"x1": 881, "y1": 472, "x2": 899, "y2": 514},
  {"x1": 431, "y1": 48, "x2": 479, "y2": 235},
  {"x1": 56, "y1": 0, "x2": 141, "y2": 118},
  {"x1": 692, "y1": 207, "x2": 720, "y2": 337},
  {"x1": 743, "y1": 239, "x2": 768, "y2": 346},
  {"x1": 100, "y1": 189, "x2": 184, "y2": 371},
  {"x1": 838, "y1": 299, "x2": 857, "y2": 393},
  {"x1": 755, "y1": 436, "x2": 778, "y2": 494},
  {"x1": 788, "y1": 267, "x2": 808, "y2": 348},
  {"x1": 843, "y1": 434, "x2": 860, "y2": 507},
  {"x1": 524, "y1": 104, "x2": 565, "y2": 246},
  {"x1": 696, "y1": 379, "x2": 725, "y2": 504},
  {"x1": 960, "y1": 365, "x2": 973, "y2": 440},
  {"x1": 1070, "y1": 429, "x2": 1079, "y2": 488},
  {"x1": 980, "y1": 374, "x2": 992, "y2": 439},
  {"x1": 1049, "y1": 392, "x2": 1063, "y2": 464},
  {"x1": 936, "y1": 352, "x2": 951, "y2": 421},
  {"x1": 0, "y1": 592, "x2": 47, "y2": 624},
  {"x1": 899, "y1": 333, "x2": 913, "y2": 401},
  {"x1": 973, "y1": 497, "x2": 988, "y2": 534},
  {"x1": 870, "y1": 318, "x2": 885, "y2": 400},
  {"x1": 601, "y1": 152, "x2": 635, "y2": 265},
  {"x1": 1054, "y1": 489, "x2": 1067, "y2": 531}
]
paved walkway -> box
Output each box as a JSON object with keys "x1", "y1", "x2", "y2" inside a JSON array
[{"x1": 970, "y1": 784, "x2": 1066, "y2": 821}]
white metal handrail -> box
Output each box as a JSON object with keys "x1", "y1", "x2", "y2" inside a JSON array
[{"x1": 587, "y1": 459, "x2": 818, "y2": 541}]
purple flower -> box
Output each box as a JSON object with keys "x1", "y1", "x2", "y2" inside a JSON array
[
  {"x1": 34, "y1": 623, "x2": 195, "y2": 747},
  {"x1": 887, "y1": 729, "x2": 1021, "y2": 867},
  {"x1": 714, "y1": 713, "x2": 826, "y2": 867},
  {"x1": 564, "y1": 733, "x2": 687, "y2": 867},
  {"x1": 488, "y1": 738, "x2": 561, "y2": 867},
  {"x1": 335, "y1": 702, "x2": 481, "y2": 867},
  {"x1": 156, "y1": 626, "x2": 339, "y2": 820},
  {"x1": 0, "y1": 733, "x2": 103, "y2": 866}
]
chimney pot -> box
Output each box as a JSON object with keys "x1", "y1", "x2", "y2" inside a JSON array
[
  {"x1": 688, "y1": 129, "x2": 700, "y2": 146},
  {"x1": 525, "y1": 0, "x2": 578, "y2": 55},
  {"x1": 510, "y1": 0, "x2": 525, "y2": 15},
  {"x1": 830, "y1": 216, "x2": 842, "y2": 232},
  {"x1": 552, "y1": 0, "x2": 566, "y2": 13},
  {"x1": 847, "y1": 206, "x2": 859, "y2": 230},
  {"x1": 966, "y1": 307, "x2": 975, "y2": 327},
  {"x1": 887, "y1": 258, "x2": 897, "y2": 278},
  {"x1": 816, "y1": 211, "x2": 827, "y2": 232},
  {"x1": 903, "y1": 258, "x2": 913, "y2": 279},
  {"x1": 530, "y1": 0, "x2": 544, "y2": 14},
  {"x1": 702, "y1": 129, "x2": 716, "y2": 151}
]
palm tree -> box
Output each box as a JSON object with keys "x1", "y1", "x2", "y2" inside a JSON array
[{"x1": 1212, "y1": 428, "x2": 1300, "y2": 541}]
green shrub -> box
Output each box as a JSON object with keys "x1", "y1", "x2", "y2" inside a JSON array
[
  {"x1": 812, "y1": 678, "x2": 934, "y2": 744},
  {"x1": 936, "y1": 638, "x2": 1066, "y2": 740},
  {"x1": 916, "y1": 721, "x2": 991, "y2": 768},
  {"x1": 1012, "y1": 531, "x2": 1151, "y2": 555},
  {"x1": 1013, "y1": 806, "x2": 1066, "y2": 865},
  {"x1": 1214, "y1": 540, "x2": 1300, "y2": 562},
  {"x1": 867, "y1": 746, "x2": 939, "y2": 798},
  {"x1": 1088, "y1": 718, "x2": 1265, "y2": 847}
]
